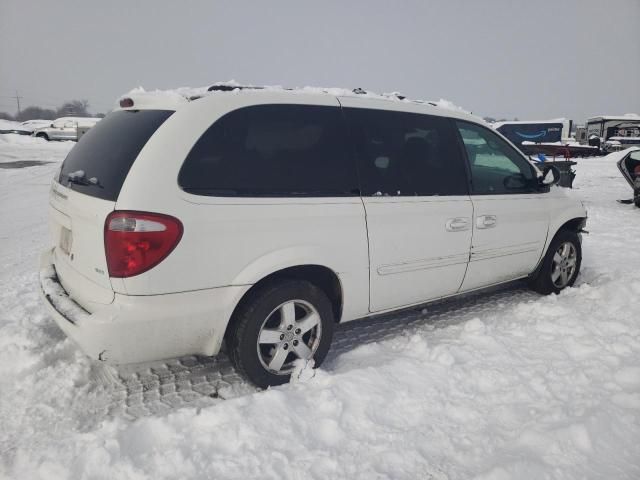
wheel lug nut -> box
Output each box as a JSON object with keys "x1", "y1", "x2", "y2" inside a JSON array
[
  {"x1": 283, "y1": 343, "x2": 289, "y2": 350},
  {"x1": 287, "y1": 325, "x2": 293, "y2": 331},
  {"x1": 280, "y1": 334, "x2": 285, "y2": 340},
  {"x1": 293, "y1": 340, "x2": 299, "y2": 346},
  {"x1": 295, "y1": 328, "x2": 301, "y2": 334}
]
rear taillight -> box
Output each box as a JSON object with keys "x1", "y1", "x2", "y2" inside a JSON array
[{"x1": 104, "y1": 211, "x2": 183, "y2": 278}]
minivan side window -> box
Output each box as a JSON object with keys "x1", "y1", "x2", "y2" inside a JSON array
[
  {"x1": 178, "y1": 104, "x2": 357, "y2": 197},
  {"x1": 456, "y1": 121, "x2": 536, "y2": 195},
  {"x1": 345, "y1": 108, "x2": 468, "y2": 196}
]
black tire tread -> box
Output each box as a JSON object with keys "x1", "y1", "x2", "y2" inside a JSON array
[{"x1": 227, "y1": 279, "x2": 334, "y2": 388}]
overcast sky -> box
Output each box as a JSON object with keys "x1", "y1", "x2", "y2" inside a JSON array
[{"x1": 1, "y1": 0, "x2": 638, "y2": 122}]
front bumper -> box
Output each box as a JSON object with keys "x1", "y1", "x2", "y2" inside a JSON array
[{"x1": 39, "y1": 248, "x2": 249, "y2": 364}]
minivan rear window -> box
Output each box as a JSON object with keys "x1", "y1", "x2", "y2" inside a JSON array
[{"x1": 58, "y1": 110, "x2": 173, "y2": 201}]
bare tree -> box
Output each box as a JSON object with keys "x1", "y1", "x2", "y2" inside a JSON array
[
  {"x1": 5, "y1": 99, "x2": 96, "y2": 122},
  {"x1": 15, "y1": 106, "x2": 57, "y2": 122},
  {"x1": 56, "y1": 100, "x2": 90, "y2": 117}
]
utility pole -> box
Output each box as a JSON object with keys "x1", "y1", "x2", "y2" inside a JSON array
[{"x1": 14, "y1": 90, "x2": 22, "y2": 116}]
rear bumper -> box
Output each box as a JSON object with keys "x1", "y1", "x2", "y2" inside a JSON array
[{"x1": 39, "y1": 248, "x2": 249, "y2": 364}]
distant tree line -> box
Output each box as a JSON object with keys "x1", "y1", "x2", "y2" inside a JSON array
[{"x1": 0, "y1": 100, "x2": 105, "y2": 122}]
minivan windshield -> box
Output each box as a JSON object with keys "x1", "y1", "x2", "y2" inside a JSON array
[{"x1": 58, "y1": 110, "x2": 173, "y2": 201}]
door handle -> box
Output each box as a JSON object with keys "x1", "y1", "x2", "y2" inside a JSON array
[
  {"x1": 476, "y1": 215, "x2": 497, "y2": 229},
  {"x1": 446, "y1": 217, "x2": 470, "y2": 232}
]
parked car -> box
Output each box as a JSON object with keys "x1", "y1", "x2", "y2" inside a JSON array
[
  {"x1": 33, "y1": 116, "x2": 100, "y2": 141},
  {"x1": 616, "y1": 147, "x2": 640, "y2": 207},
  {"x1": 20, "y1": 119, "x2": 54, "y2": 133},
  {"x1": 0, "y1": 119, "x2": 55, "y2": 135},
  {"x1": 40, "y1": 87, "x2": 587, "y2": 388}
]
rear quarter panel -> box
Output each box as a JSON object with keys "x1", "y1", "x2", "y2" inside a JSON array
[{"x1": 114, "y1": 92, "x2": 371, "y2": 322}]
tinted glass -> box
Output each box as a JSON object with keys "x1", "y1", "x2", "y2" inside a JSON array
[
  {"x1": 58, "y1": 110, "x2": 173, "y2": 201},
  {"x1": 456, "y1": 121, "x2": 536, "y2": 194},
  {"x1": 345, "y1": 108, "x2": 468, "y2": 196},
  {"x1": 179, "y1": 104, "x2": 357, "y2": 197}
]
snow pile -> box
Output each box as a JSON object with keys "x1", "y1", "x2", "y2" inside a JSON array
[
  {"x1": 1, "y1": 140, "x2": 640, "y2": 479},
  {"x1": 0, "y1": 132, "x2": 47, "y2": 146},
  {"x1": 0, "y1": 119, "x2": 22, "y2": 131},
  {"x1": 602, "y1": 147, "x2": 640, "y2": 163}
]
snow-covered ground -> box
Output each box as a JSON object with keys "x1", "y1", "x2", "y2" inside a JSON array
[{"x1": 1, "y1": 134, "x2": 639, "y2": 479}]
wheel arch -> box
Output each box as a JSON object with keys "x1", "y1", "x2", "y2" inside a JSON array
[
  {"x1": 223, "y1": 264, "x2": 344, "y2": 342},
  {"x1": 555, "y1": 216, "x2": 587, "y2": 234},
  {"x1": 532, "y1": 215, "x2": 586, "y2": 278}
]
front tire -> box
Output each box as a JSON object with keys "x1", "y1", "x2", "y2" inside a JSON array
[
  {"x1": 36, "y1": 133, "x2": 49, "y2": 141},
  {"x1": 227, "y1": 279, "x2": 335, "y2": 388},
  {"x1": 529, "y1": 229, "x2": 582, "y2": 294}
]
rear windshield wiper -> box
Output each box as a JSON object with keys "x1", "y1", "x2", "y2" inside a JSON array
[{"x1": 66, "y1": 170, "x2": 103, "y2": 188}]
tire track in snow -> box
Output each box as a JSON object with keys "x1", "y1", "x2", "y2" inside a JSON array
[{"x1": 97, "y1": 282, "x2": 538, "y2": 420}]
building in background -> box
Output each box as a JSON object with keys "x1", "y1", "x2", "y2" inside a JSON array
[{"x1": 586, "y1": 114, "x2": 640, "y2": 142}]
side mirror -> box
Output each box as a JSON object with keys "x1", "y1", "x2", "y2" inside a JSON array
[{"x1": 541, "y1": 164, "x2": 561, "y2": 186}]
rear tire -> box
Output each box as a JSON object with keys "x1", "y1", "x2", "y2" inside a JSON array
[
  {"x1": 227, "y1": 279, "x2": 334, "y2": 389},
  {"x1": 529, "y1": 229, "x2": 582, "y2": 295},
  {"x1": 36, "y1": 133, "x2": 49, "y2": 141}
]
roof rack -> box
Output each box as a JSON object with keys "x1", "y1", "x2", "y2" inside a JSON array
[
  {"x1": 123, "y1": 83, "x2": 470, "y2": 116},
  {"x1": 353, "y1": 87, "x2": 408, "y2": 101},
  {"x1": 207, "y1": 84, "x2": 264, "y2": 92}
]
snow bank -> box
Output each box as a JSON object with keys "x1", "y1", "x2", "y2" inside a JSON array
[
  {"x1": 602, "y1": 147, "x2": 640, "y2": 163},
  {"x1": 0, "y1": 132, "x2": 47, "y2": 146},
  {"x1": 0, "y1": 119, "x2": 22, "y2": 131},
  {"x1": 1, "y1": 142, "x2": 640, "y2": 479}
]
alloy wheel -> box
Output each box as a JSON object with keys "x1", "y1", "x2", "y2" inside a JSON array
[
  {"x1": 256, "y1": 299, "x2": 322, "y2": 375},
  {"x1": 551, "y1": 241, "x2": 577, "y2": 288}
]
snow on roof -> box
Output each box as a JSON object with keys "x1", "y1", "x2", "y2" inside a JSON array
[
  {"x1": 53, "y1": 116, "x2": 100, "y2": 124},
  {"x1": 587, "y1": 114, "x2": 640, "y2": 122},
  {"x1": 118, "y1": 81, "x2": 474, "y2": 117}
]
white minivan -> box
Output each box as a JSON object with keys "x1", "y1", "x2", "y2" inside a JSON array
[{"x1": 40, "y1": 87, "x2": 587, "y2": 388}]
